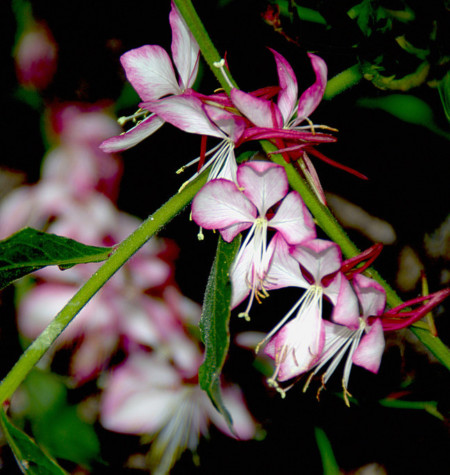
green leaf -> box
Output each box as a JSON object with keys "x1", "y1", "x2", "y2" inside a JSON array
[
  {"x1": 378, "y1": 398, "x2": 444, "y2": 420},
  {"x1": 198, "y1": 234, "x2": 241, "y2": 432},
  {"x1": 0, "y1": 227, "x2": 112, "y2": 290},
  {"x1": 438, "y1": 72, "x2": 450, "y2": 122},
  {"x1": 357, "y1": 94, "x2": 450, "y2": 140},
  {"x1": 0, "y1": 407, "x2": 68, "y2": 475},
  {"x1": 32, "y1": 405, "x2": 101, "y2": 469},
  {"x1": 314, "y1": 427, "x2": 341, "y2": 475},
  {"x1": 20, "y1": 370, "x2": 101, "y2": 469}
]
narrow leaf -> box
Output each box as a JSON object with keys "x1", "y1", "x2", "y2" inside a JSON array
[
  {"x1": 314, "y1": 427, "x2": 341, "y2": 475},
  {"x1": 0, "y1": 407, "x2": 68, "y2": 475},
  {"x1": 0, "y1": 228, "x2": 112, "y2": 290},
  {"x1": 198, "y1": 234, "x2": 241, "y2": 432}
]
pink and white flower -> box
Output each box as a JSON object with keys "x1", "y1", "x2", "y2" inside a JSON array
[
  {"x1": 192, "y1": 161, "x2": 316, "y2": 319},
  {"x1": 146, "y1": 96, "x2": 246, "y2": 183},
  {"x1": 100, "y1": 351, "x2": 256, "y2": 474},
  {"x1": 230, "y1": 49, "x2": 365, "y2": 201},
  {"x1": 261, "y1": 237, "x2": 359, "y2": 395},
  {"x1": 304, "y1": 274, "x2": 386, "y2": 405},
  {"x1": 100, "y1": 1, "x2": 200, "y2": 153},
  {"x1": 231, "y1": 49, "x2": 327, "y2": 132}
]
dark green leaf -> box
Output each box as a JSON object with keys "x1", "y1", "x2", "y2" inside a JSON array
[
  {"x1": 0, "y1": 407, "x2": 68, "y2": 475},
  {"x1": 378, "y1": 398, "x2": 444, "y2": 420},
  {"x1": 198, "y1": 234, "x2": 241, "y2": 432},
  {"x1": 32, "y1": 405, "x2": 101, "y2": 468},
  {"x1": 0, "y1": 227, "x2": 112, "y2": 290},
  {"x1": 357, "y1": 94, "x2": 450, "y2": 140}
]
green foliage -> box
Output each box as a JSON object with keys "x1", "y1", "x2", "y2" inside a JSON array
[
  {"x1": 0, "y1": 228, "x2": 112, "y2": 290},
  {"x1": 438, "y1": 72, "x2": 450, "y2": 122},
  {"x1": 21, "y1": 370, "x2": 102, "y2": 469},
  {"x1": 0, "y1": 407, "x2": 68, "y2": 475},
  {"x1": 314, "y1": 427, "x2": 341, "y2": 475},
  {"x1": 378, "y1": 398, "x2": 444, "y2": 420},
  {"x1": 357, "y1": 94, "x2": 450, "y2": 140},
  {"x1": 198, "y1": 234, "x2": 241, "y2": 433}
]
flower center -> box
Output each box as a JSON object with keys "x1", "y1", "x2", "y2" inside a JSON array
[{"x1": 233, "y1": 217, "x2": 271, "y2": 321}]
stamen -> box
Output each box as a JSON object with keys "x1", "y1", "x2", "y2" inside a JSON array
[
  {"x1": 342, "y1": 381, "x2": 352, "y2": 407},
  {"x1": 213, "y1": 58, "x2": 234, "y2": 89},
  {"x1": 303, "y1": 372, "x2": 315, "y2": 393},
  {"x1": 117, "y1": 108, "x2": 148, "y2": 126},
  {"x1": 267, "y1": 378, "x2": 286, "y2": 399}
]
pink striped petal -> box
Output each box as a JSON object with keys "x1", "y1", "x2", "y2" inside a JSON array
[
  {"x1": 265, "y1": 233, "x2": 305, "y2": 290},
  {"x1": 269, "y1": 48, "x2": 298, "y2": 124},
  {"x1": 269, "y1": 191, "x2": 316, "y2": 244},
  {"x1": 230, "y1": 245, "x2": 253, "y2": 307},
  {"x1": 231, "y1": 89, "x2": 283, "y2": 128},
  {"x1": 264, "y1": 301, "x2": 324, "y2": 381},
  {"x1": 203, "y1": 104, "x2": 246, "y2": 142},
  {"x1": 169, "y1": 1, "x2": 199, "y2": 90},
  {"x1": 121, "y1": 45, "x2": 180, "y2": 101},
  {"x1": 296, "y1": 53, "x2": 327, "y2": 122},
  {"x1": 191, "y1": 179, "x2": 256, "y2": 241},
  {"x1": 236, "y1": 161, "x2": 288, "y2": 215},
  {"x1": 291, "y1": 239, "x2": 341, "y2": 283},
  {"x1": 143, "y1": 95, "x2": 224, "y2": 137},
  {"x1": 329, "y1": 275, "x2": 360, "y2": 328},
  {"x1": 99, "y1": 114, "x2": 164, "y2": 153},
  {"x1": 353, "y1": 274, "x2": 386, "y2": 318},
  {"x1": 352, "y1": 319, "x2": 385, "y2": 373}
]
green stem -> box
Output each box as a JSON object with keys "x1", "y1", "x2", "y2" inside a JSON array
[
  {"x1": 173, "y1": 0, "x2": 236, "y2": 94},
  {"x1": 175, "y1": 0, "x2": 450, "y2": 370},
  {"x1": 0, "y1": 172, "x2": 207, "y2": 404}
]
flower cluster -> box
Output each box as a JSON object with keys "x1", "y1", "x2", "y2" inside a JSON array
[
  {"x1": 192, "y1": 160, "x2": 449, "y2": 404},
  {"x1": 97, "y1": 2, "x2": 449, "y2": 407},
  {"x1": 100, "y1": 1, "x2": 348, "y2": 192}
]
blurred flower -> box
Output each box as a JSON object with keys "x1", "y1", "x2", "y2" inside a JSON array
[
  {"x1": 100, "y1": 351, "x2": 256, "y2": 475},
  {"x1": 14, "y1": 20, "x2": 57, "y2": 90}
]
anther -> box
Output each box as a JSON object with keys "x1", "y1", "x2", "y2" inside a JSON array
[{"x1": 213, "y1": 58, "x2": 234, "y2": 89}]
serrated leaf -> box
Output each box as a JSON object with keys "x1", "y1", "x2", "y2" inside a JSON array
[
  {"x1": 0, "y1": 407, "x2": 68, "y2": 475},
  {"x1": 198, "y1": 234, "x2": 241, "y2": 433},
  {"x1": 0, "y1": 228, "x2": 112, "y2": 290}
]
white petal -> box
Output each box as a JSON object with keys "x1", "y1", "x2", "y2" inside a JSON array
[
  {"x1": 121, "y1": 45, "x2": 180, "y2": 100},
  {"x1": 144, "y1": 95, "x2": 225, "y2": 137},
  {"x1": 99, "y1": 114, "x2": 165, "y2": 153},
  {"x1": 191, "y1": 179, "x2": 256, "y2": 240},
  {"x1": 352, "y1": 319, "x2": 385, "y2": 373},
  {"x1": 237, "y1": 161, "x2": 288, "y2": 215},
  {"x1": 269, "y1": 191, "x2": 316, "y2": 244},
  {"x1": 291, "y1": 239, "x2": 341, "y2": 283},
  {"x1": 169, "y1": 1, "x2": 199, "y2": 90}
]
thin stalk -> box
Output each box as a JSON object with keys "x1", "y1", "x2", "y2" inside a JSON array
[
  {"x1": 0, "y1": 172, "x2": 208, "y2": 404},
  {"x1": 173, "y1": 0, "x2": 237, "y2": 94}
]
